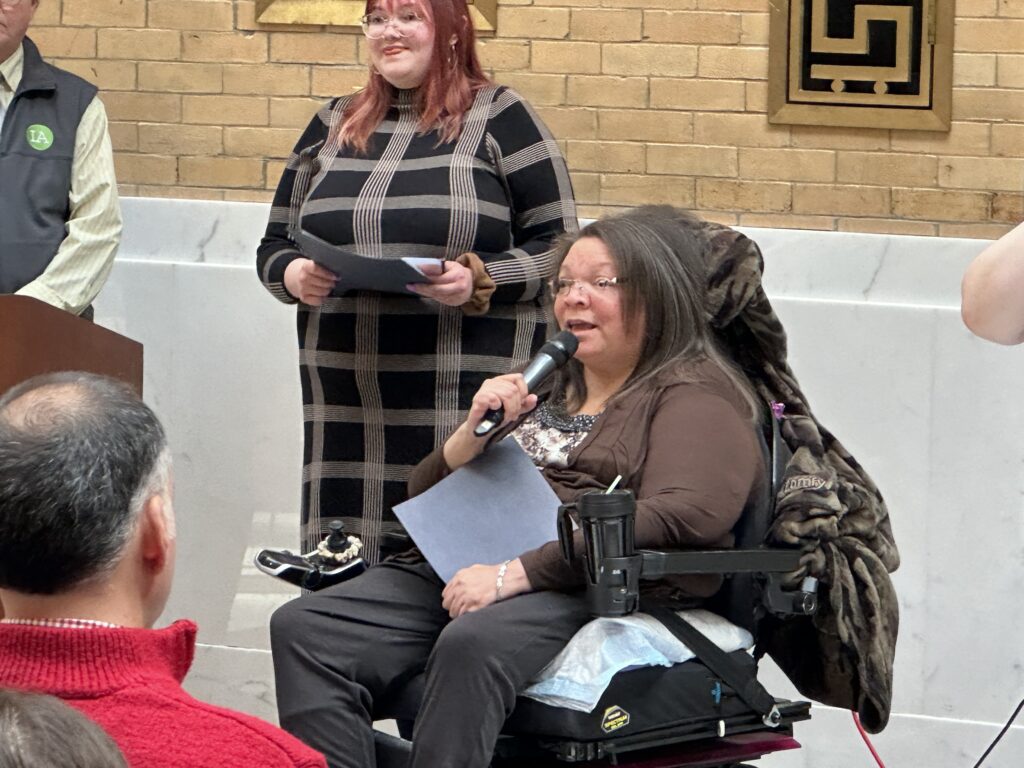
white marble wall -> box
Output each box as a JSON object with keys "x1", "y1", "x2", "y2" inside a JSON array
[{"x1": 95, "y1": 198, "x2": 1024, "y2": 765}]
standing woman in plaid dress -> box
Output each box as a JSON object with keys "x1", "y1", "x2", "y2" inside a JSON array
[{"x1": 256, "y1": 0, "x2": 578, "y2": 563}]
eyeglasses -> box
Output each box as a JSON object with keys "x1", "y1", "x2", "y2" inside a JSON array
[
  {"x1": 549, "y1": 276, "x2": 628, "y2": 297},
  {"x1": 360, "y1": 9, "x2": 427, "y2": 39},
  {"x1": 0, "y1": 0, "x2": 28, "y2": 10}
]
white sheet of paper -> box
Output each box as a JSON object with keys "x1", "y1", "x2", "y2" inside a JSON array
[
  {"x1": 402, "y1": 256, "x2": 445, "y2": 275},
  {"x1": 393, "y1": 438, "x2": 561, "y2": 583}
]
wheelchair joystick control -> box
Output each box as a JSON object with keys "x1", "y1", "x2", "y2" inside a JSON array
[
  {"x1": 254, "y1": 519, "x2": 368, "y2": 591},
  {"x1": 324, "y1": 520, "x2": 349, "y2": 553}
]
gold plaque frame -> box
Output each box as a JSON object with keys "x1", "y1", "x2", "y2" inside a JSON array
[
  {"x1": 255, "y1": 0, "x2": 498, "y2": 34},
  {"x1": 768, "y1": 0, "x2": 953, "y2": 131}
]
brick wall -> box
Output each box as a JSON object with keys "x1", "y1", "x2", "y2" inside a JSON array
[{"x1": 32, "y1": 0, "x2": 1024, "y2": 237}]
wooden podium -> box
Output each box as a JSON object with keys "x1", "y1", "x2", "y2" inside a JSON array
[{"x1": 0, "y1": 295, "x2": 143, "y2": 396}]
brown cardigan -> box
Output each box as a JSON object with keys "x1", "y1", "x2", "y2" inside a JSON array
[{"x1": 407, "y1": 360, "x2": 765, "y2": 599}]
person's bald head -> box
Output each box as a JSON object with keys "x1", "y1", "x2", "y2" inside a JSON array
[{"x1": 0, "y1": 372, "x2": 172, "y2": 596}]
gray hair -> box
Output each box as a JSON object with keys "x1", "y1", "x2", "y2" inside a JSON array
[
  {"x1": 129, "y1": 446, "x2": 175, "y2": 539},
  {"x1": 0, "y1": 372, "x2": 171, "y2": 595},
  {"x1": 550, "y1": 206, "x2": 760, "y2": 420},
  {"x1": 0, "y1": 689, "x2": 128, "y2": 768}
]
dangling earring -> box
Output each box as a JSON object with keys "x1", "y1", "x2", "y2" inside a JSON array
[{"x1": 448, "y1": 41, "x2": 457, "y2": 69}]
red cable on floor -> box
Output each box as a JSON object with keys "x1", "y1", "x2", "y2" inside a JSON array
[{"x1": 852, "y1": 711, "x2": 886, "y2": 768}]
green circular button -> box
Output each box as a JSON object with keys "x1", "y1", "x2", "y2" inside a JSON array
[{"x1": 26, "y1": 124, "x2": 54, "y2": 151}]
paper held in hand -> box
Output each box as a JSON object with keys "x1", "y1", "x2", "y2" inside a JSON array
[
  {"x1": 296, "y1": 230, "x2": 444, "y2": 296},
  {"x1": 393, "y1": 439, "x2": 562, "y2": 583}
]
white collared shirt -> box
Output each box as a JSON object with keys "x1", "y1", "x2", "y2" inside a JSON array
[
  {"x1": 0, "y1": 617, "x2": 121, "y2": 629},
  {"x1": 0, "y1": 41, "x2": 122, "y2": 314}
]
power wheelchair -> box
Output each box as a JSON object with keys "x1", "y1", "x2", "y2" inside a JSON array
[{"x1": 259, "y1": 413, "x2": 819, "y2": 768}]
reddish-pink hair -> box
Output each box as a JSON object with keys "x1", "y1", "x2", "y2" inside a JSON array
[{"x1": 336, "y1": 0, "x2": 491, "y2": 153}]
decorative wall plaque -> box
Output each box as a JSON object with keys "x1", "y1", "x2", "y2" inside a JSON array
[
  {"x1": 255, "y1": 0, "x2": 497, "y2": 34},
  {"x1": 768, "y1": 0, "x2": 953, "y2": 131}
]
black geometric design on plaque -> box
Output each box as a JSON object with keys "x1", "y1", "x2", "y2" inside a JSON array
[{"x1": 791, "y1": 0, "x2": 930, "y2": 108}]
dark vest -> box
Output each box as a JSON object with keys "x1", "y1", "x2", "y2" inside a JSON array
[{"x1": 0, "y1": 37, "x2": 97, "y2": 293}]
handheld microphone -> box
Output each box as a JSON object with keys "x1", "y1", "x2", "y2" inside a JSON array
[{"x1": 473, "y1": 330, "x2": 579, "y2": 437}]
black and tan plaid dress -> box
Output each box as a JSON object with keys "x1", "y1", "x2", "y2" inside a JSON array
[{"x1": 257, "y1": 85, "x2": 577, "y2": 562}]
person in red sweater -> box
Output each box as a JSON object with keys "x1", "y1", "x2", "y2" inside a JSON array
[{"x1": 0, "y1": 372, "x2": 326, "y2": 768}]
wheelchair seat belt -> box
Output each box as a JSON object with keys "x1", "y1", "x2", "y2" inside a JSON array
[{"x1": 645, "y1": 601, "x2": 782, "y2": 727}]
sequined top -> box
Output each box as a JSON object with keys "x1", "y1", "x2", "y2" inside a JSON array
[{"x1": 514, "y1": 399, "x2": 600, "y2": 468}]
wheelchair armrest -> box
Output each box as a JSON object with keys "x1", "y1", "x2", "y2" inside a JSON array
[
  {"x1": 637, "y1": 548, "x2": 816, "y2": 616},
  {"x1": 637, "y1": 547, "x2": 802, "y2": 578}
]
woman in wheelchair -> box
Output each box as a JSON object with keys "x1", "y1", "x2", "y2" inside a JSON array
[{"x1": 270, "y1": 206, "x2": 768, "y2": 768}]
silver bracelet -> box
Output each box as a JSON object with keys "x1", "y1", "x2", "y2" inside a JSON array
[{"x1": 495, "y1": 559, "x2": 512, "y2": 601}]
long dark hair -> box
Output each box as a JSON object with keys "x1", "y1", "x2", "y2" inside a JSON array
[{"x1": 551, "y1": 206, "x2": 760, "y2": 420}]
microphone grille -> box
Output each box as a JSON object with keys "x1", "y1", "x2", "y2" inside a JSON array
[{"x1": 548, "y1": 329, "x2": 579, "y2": 356}]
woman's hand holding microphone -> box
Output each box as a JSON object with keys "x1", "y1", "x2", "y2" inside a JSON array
[{"x1": 441, "y1": 374, "x2": 537, "y2": 472}]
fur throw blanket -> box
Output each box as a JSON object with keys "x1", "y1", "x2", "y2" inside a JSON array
[{"x1": 696, "y1": 219, "x2": 900, "y2": 733}]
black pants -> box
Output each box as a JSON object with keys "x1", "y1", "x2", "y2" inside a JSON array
[{"x1": 270, "y1": 560, "x2": 592, "y2": 768}]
